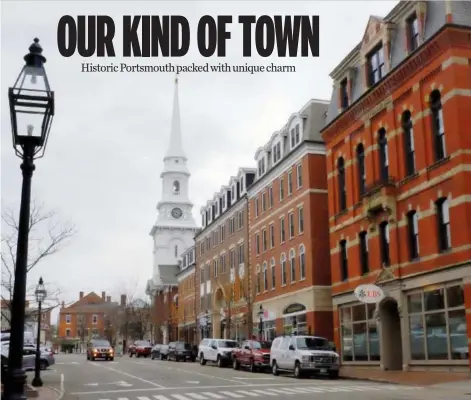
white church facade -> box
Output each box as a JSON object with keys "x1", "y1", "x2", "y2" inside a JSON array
[{"x1": 146, "y1": 75, "x2": 199, "y2": 344}]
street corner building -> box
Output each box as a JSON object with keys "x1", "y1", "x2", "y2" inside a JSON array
[
  {"x1": 145, "y1": 75, "x2": 199, "y2": 344},
  {"x1": 247, "y1": 99, "x2": 334, "y2": 341},
  {"x1": 196, "y1": 168, "x2": 256, "y2": 341},
  {"x1": 320, "y1": 1, "x2": 471, "y2": 372}
]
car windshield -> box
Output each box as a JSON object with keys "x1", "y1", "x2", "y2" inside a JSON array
[
  {"x1": 92, "y1": 340, "x2": 111, "y2": 346},
  {"x1": 177, "y1": 343, "x2": 191, "y2": 350},
  {"x1": 219, "y1": 341, "x2": 239, "y2": 348},
  {"x1": 251, "y1": 341, "x2": 271, "y2": 349},
  {"x1": 296, "y1": 337, "x2": 330, "y2": 350},
  {"x1": 135, "y1": 341, "x2": 150, "y2": 346}
]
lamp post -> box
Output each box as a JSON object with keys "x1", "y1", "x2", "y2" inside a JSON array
[
  {"x1": 4, "y1": 38, "x2": 54, "y2": 400},
  {"x1": 32, "y1": 277, "x2": 46, "y2": 387},
  {"x1": 258, "y1": 305, "x2": 263, "y2": 341}
]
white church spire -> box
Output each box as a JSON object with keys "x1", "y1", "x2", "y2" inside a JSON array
[{"x1": 164, "y1": 72, "x2": 186, "y2": 160}]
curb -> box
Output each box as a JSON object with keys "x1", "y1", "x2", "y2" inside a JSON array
[
  {"x1": 45, "y1": 385, "x2": 63, "y2": 400},
  {"x1": 339, "y1": 376, "x2": 402, "y2": 385}
]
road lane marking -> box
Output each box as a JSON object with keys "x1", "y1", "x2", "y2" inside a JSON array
[
  {"x1": 252, "y1": 389, "x2": 278, "y2": 396},
  {"x1": 90, "y1": 363, "x2": 165, "y2": 388},
  {"x1": 236, "y1": 391, "x2": 260, "y2": 397},
  {"x1": 171, "y1": 395, "x2": 192, "y2": 400},
  {"x1": 219, "y1": 392, "x2": 244, "y2": 398},
  {"x1": 57, "y1": 373, "x2": 65, "y2": 400},
  {"x1": 201, "y1": 393, "x2": 224, "y2": 399},
  {"x1": 153, "y1": 396, "x2": 171, "y2": 400},
  {"x1": 185, "y1": 394, "x2": 207, "y2": 400},
  {"x1": 137, "y1": 397, "x2": 152, "y2": 400},
  {"x1": 232, "y1": 377, "x2": 275, "y2": 380}
]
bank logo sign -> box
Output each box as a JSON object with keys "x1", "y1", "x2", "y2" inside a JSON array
[{"x1": 354, "y1": 284, "x2": 385, "y2": 304}]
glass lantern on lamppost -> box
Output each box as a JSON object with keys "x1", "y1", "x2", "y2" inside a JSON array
[
  {"x1": 257, "y1": 305, "x2": 264, "y2": 341},
  {"x1": 32, "y1": 277, "x2": 47, "y2": 387},
  {"x1": 4, "y1": 38, "x2": 54, "y2": 400}
]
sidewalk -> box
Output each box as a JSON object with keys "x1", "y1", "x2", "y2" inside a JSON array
[{"x1": 340, "y1": 366, "x2": 471, "y2": 386}]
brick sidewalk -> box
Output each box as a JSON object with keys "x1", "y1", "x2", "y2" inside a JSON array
[{"x1": 340, "y1": 366, "x2": 471, "y2": 386}]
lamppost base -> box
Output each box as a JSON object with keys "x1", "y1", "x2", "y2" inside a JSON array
[
  {"x1": 31, "y1": 377, "x2": 43, "y2": 388},
  {"x1": 2, "y1": 367, "x2": 28, "y2": 400}
]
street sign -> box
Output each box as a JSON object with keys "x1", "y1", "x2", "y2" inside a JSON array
[{"x1": 354, "y1": 284, "x2": 385, "y2": 304}]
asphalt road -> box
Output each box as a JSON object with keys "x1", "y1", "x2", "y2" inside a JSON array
[{"x1": 33, "y1": 354, "x2": 470, "y2": 400}]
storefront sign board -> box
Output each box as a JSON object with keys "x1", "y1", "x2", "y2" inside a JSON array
[{"x1": 354, "y1": 284, "x2": 385, "y2": 304}]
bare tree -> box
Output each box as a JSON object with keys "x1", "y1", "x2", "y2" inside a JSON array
[
  {"x1": 1, "y1": 201, "x2": 76, "y2": 325},
  {"x1": 76, "y1": 313, "x2": 87, "y2": 352},
  {"x1": 127, "y1": 300, "x2": 152, "y2": 340}
]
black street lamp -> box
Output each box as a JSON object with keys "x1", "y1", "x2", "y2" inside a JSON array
[
  {"x1": 32, "y1": 277, "x2": 46, "y2": 387},
  {"x1": 4, "y1": 38, "x2": 54, "y2": 400},
  {"x1": 258, "y1": 305, "x2": 263, "y2": 340}
]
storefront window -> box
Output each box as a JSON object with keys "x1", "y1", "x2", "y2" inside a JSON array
[
  {"x1": 407, "y1": 283, "x2": 467, "y2": 361},
  {"x1": 340, "y1": 303, "x2": 379, "y2": 361},
  {"x1": 283, "y1": 314, "x2": 307, "y2": 335},
  {"x1": 263, "y1": 321, "x2": 276, "y2": 341}
]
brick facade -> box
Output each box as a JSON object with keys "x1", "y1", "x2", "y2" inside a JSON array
[{"x1": 321, "y1": 4, "x2": 471, "y2": 372}]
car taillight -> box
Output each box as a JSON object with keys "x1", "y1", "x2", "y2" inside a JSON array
[{"x1": 50, "y1": 352, "x2": 53, "y2": 356}]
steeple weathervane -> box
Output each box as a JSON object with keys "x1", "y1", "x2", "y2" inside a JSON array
[{"x1": 164, "y1": 73, "x2": 186, "y2": 161}]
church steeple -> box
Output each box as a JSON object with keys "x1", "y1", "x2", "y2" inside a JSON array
[{"x1": 164, "y1": 72, "x2": 186, "y2": 161}]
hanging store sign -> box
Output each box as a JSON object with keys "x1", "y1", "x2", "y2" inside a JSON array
[
  {"x1": 354, "y1": 284, "x2": 385, "y2": 304},
  {"x1": 283, "y1": 303, "x2": 306, "y2": 315}
]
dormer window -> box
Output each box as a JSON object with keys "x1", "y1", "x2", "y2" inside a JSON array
[
  {"x1": 222, "y1": 195, "x2": 226, "y2": 209},
  {"x1": 273, "y1": 142, "x2": 282, "y2": 164},
  {"x1": 232, "y1": 185, "x2": 236, "y2": 200},
  {"x1": 214, "y1": 201, "x2": 219, "y2": 216},
  {"x1": 290, "y1": 124, "x2": 301, "y2": 149},
  {"x1": 258, "y1": 158, "x2": 266, "y2": 177},
  {"x1": 407, "y1": 13, "x2": 419, "y2": 52},
  {"x1": 340, "y1": 78, "x2": 349, "y2": 109},
  {"x1": 367, "y1": 44, "x2": 385, "y2": 86},
  {"x1": 240, "y1": 177, "x2": 245, "y2": 192}
]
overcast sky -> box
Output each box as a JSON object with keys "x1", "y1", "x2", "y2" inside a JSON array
[{"x1": 1, "y1": 1, "x2": 398, "y2": 321}]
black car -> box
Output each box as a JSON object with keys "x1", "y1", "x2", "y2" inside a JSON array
[
  {"x1": 167, "y1": 342, "x2": 195, "y2": 362},
  {"x1": 151, "y1": 344, "x2": 163, "y2": 360}
]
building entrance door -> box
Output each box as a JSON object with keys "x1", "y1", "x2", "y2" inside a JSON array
[{"x1": 379, "y1": 298, "x2": 403, "y2": 371}]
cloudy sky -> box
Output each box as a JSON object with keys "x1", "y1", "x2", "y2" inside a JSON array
[{"x1": 1, "y1": 0, "x2": 398, "y2": 319}]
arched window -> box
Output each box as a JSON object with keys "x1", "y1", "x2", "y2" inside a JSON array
[
  {"x1": 174, "y1": 245, "x2": 178, "y2": 258},
  {"x1": 289, "y1": 249, "x2": 296, "y2": 282},
  {"x1": 430, "y1": 90, "x2": 446, "y2": 161},
  {"x1": 299, "y1": 245, "x2": 306, "y2": 280},
  {"x1": 356, "y1": 144, "x2": 366, "y2": 197},
  {"x1": 378, "y1": 128, "x2": 389, "y2": 180},
  {"x1": 173, "y1": 180, "x2": 180, "y2": 194},
  {"x1": 337, "y1": 157, "x2": 347, "y2": 211},
  {"x1": 402, "y1": 110, "x2": 415, "y2": 176},
  {"x1": 280, "y1": 254, "x2": 287, "y2": 286},
  {"x1": 262, "y1": 262, "x2": 268, "y2": 291},
  {"x1": 270, "y1": 257, "x2": 276, "y2": 289}
]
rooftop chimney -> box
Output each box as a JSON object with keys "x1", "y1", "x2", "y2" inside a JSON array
[
  {"x1": 102, "y1": 291, "x2": 106, "y2": 300},
  {"x1": 120, "y1": 294, "x2": 127, "y2": 307},
  {"x1": 79, "y1": 291, "x2": 84, "y2": 300},
  {"x1": 61, "y1": 301, "x2": 65, "y2": 308},
  {"x1": 106, "y1": 296, "x2": 111, "y2": 303}
]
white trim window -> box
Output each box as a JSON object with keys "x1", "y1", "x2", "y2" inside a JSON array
[
  {"x1": 281, "y1": 253, "x2": 287, "y2": 286},
  {"x1": 270, "y1": 258, "x2": 276, "y2": 289},
  {"x1": 298, "y1": 207, "x2": 304, "y2": 234},
  {"x1": 92, "y1": 314, "x2": 98, "y2": 325},
  {"x1": 299, "y1": 245, "x2": 306, "y2": 280},
  {"x1": 279, "y1": 178, "x2": 284, "y2": 201},
  {"x1": 66, "y1": 314, "x2": 71, "y2": 324},
  {"x1": 65, "y1": 328, "x2": 71, "y2": 337},
  {"x1": 296, "y1": 164, "x2": 303, "y2": 188},
  {"x1": 262, "y1": 262, "x2": 268, "y2": 291},
  {"x1": 289, "y1": 249, "x2": 296, "y2": 282},
  {"x1": 273, "y1": 142, "x2": 282, "y2": 164},
  {"x1": 288, "y1": 212, "x2": 295, "y2": 239},
  {"x1": 287, "y1": 171, "x2": 293, "y2": 195}
]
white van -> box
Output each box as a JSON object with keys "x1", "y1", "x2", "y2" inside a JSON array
[{"x1": 270, "y1": 335, "x2": 340, "y2": 379}]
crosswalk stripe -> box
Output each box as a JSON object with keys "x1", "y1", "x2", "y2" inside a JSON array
[
  {"x1": 118, "y1": 398, "x2": 130, "y2": 400},
  {"x1": 201, "y1": 393, "x2": 224, "y2": 399},
  {"x1": 300, "y1": 388, "x2": 325, "y2": 393},
  {"x1": 280, "y1": 388, "x2": 307, "y2": 394},
  {"x1": 351, "y1": 386, "x2": 381, "y2": 391},
  {"x1": 268, "y1": 388, "x2": 295, "y2": 395},
  {"x1": 153, "y1": 396, "x2": 171, "y2": 400},
  {"x1": 219, "y1": 392, "x2": 244, "y2": 398},
  {"x1": 252, "y1": 389, "x2": 278, "y2": 396},
  {"x1": 171, "y1": 395, "x2": 192, "y2": 400},
  {"x1": 235, "y1": 391, "x2": 259, "y2": 397},
  {"x1": 185, "y1": 394, "x2": 208, "y2": 400},
  {"x1": 137, "y1": 397, "x2": 152, "y2": 400}
]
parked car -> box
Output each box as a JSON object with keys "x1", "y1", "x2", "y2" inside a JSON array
[
  {"x1": 232, "y1": 340, "x2": 271, "y2": 372},
  {"x1": 198, "y1": 338, "x2": 239, "y2": 368},
  {"x1": 129, "y1": 340, "x2": 152, "y2": 358},
  {"x1": 151, "y1": 344, "x2": 163, "y2": 360},
  {"x1": 270, "y1": 335, "x2": 340, "y2": 379},
  {"x1": 1, "y1": 345, "x2": 55, "y2": 372},
  {"x1": 86, "y1": 339, "x2": 114, "y2": 361},
  {"x1": 167, "y1": 342, "x2": 195, "y2": 362},
  {"x1": 158, "y1": 344, "x2": 170, "y2": 360}
]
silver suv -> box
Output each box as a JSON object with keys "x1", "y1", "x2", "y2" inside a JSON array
[
  {"x1": 270, "y1": 335, "x2": 339, "y2": 379},
  {"x1": 198, "y1": 338, "x2": 239, "y2": 368}
]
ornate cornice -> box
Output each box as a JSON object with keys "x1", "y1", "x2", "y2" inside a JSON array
[{"x1": 321, "y1": 26, "x2": 471, "y2": 144}]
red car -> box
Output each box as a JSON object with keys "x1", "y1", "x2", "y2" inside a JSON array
[
  {"x1": 128, "y1": 340, "x2": 152, "y2": 358},
  {"x1": 232, "y1": 340, "x2": 272, "y2": 372}
]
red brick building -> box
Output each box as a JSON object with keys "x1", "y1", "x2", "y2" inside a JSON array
[
  {"x1": 321, "y1": 1, "x2": 471, "y2": 371},
  {"x1": 177, "y1": 245, "x2": 197, "y2": 343},
  {"x1": 247, "y1": 99, "x2": 334, "y2": 341}
]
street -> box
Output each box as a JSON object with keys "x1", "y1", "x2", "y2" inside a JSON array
[{"x1": 30, "y1": 353, "x2": 463, "y2": 400}]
